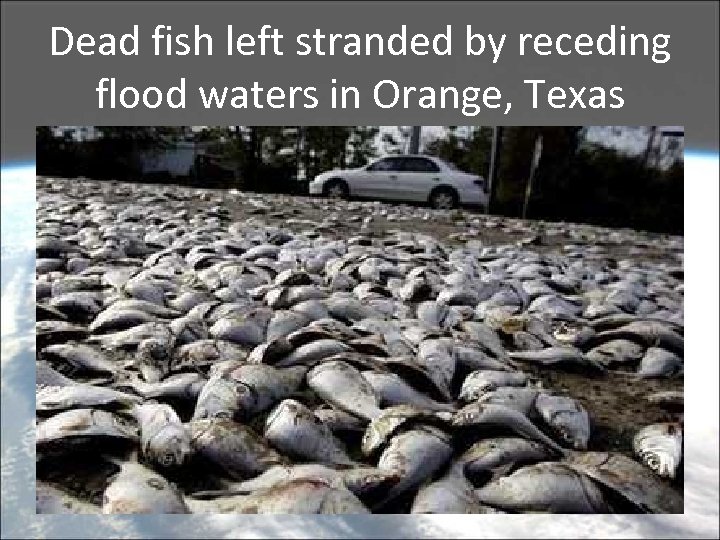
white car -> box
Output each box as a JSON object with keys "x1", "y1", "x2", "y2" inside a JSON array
[{"x1": 308, "y1": 155, "x2": 488, "y2": 210}]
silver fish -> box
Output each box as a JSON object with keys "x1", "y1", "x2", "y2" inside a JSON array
[
  {"x1": 633, "y1": 423, "x2": 683, "y2": 478},
  {"x1": 134, "y1": 402, "x2": 192, "y2": 467},
  {"x1": 189, "y1": 418, "x2": 287, "y2": 479},
  {"x1": 307, "y1": 360, "x2": 382, "y2": 421},
  {"x1": 186, "y1": 478, "x2": 369, "y2": 514},
  {"x1": 475, "y1": 461, "x2": 609, "y2": 513},
  {"x1": 264, "y1": 399, "x2": 355, "y2": 466},
  {"x1": 37, "y1": 384, "x2": 141, "y2": 413},
  {"x1": 459, "y1": 370, "x2": 528, "y2": 402},
  {"x1": 535, "y1": 393, "x2": 591, "y2": 450},
  {"x1": 102, "y1": 462, "x2": 189, "y2": 514},
  {"x1": 375, "y1": 425, "x2": 453, "y2": 508}
]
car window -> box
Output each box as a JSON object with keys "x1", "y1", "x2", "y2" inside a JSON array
[
  {"x1": 367, "y1": 157, "x2": 405, "y2": 172},
  {"x1": 403, "y1": 157, "x2": 440, "y2": 173}
]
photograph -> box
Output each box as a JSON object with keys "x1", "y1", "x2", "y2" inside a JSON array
[{"x1": 33, "y1": 125, "x2": 685, "y2": 515}]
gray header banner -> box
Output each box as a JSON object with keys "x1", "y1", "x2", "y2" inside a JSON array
[{"x1": 1, "y1": 1, "x2": 718, "y2": 162}]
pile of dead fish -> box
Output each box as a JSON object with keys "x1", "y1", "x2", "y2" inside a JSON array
[{"x1": 35, "y1": 177, "x2": 684, "y2": 514}]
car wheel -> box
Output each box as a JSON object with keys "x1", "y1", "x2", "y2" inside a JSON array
[
  {"x1": 429, "y1": 187, "x2": 459, "y2": 210},
  {"x1": 323, "y1": 179, "x2": 349, "y2": 200}
]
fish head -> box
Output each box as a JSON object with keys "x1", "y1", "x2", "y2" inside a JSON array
[
  {"x1": 552, "y1": 411, "x2": 590, "y2": 450},
  {"x1": 146, "y1": 425, "x2": 192, "y2": 467},
  {"x1": 193, "y1": 378, "x2": 240, "y2": 421}
]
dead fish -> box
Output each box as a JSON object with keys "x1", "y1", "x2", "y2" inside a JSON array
[
  {"x1": 476, "y1": 387, "x2": 541, "y2": 417},
  {"x1": 247, "y1": 338, "x2": 294, "y2": 364},
  {"x1": 168, "y1": 316, "x2": 208, "y2": 344},
  {"x1": 89, "y1": 308, "x2": 161, "y2": 334},
  {"x1": 275, "y1": 339, "x2": 352, "y2": 368},
  {"x1": 189, "y1": 418, "x2": 287, "y2": 479},
  {"x1": 37, "y1": 384, "x2": 141, "y2": 413},
  {"x1": 436, "y1": 287, "x2": 480, "y2": 306},
  {"x1": 134, "y1": 402, "x2": 192, "y2": 467},
  {"x1": 361, "y1": 405, "x2": 452, "y2": 457},
  {"x1": 192, "y1": 374, "x2": 243, "y2": 421},
  {"x1": 123, "y1": 280, "x2": 167, "y2": 305},
  {"x1": 457, "y1": 321, "x2": 508, "y2": 360},
  {"x1": 475, "y1": 462, "x2": 609, "y2": 513},
  {"x1": 453, "y1": 403, "x2": 565, "y2": 454},
  {"x1": 637, "y1": 347, "x2": 683, "y2": 378},
  {"x1": 361, "y1": 371, "x2": 454, "y2": 412},
  {"x1": 290, "y1": 299, "x2": 330, "y2": 320},
  {"x1": 416, "y1": 301, "x2": 461, "y2": 329},
  {"x1": 102, "y1": 462, "x2": 189, "y2": 514},
  {"x1": 168, "y1": 290, "x2": 216, "y2": 313},
  {"x1": 36, "y1": 361, "x2": 77, "y2": 388},
  {"x1": 509, "y1": 347, "x2": 605, "y2": 373},
  {"x1": 397, "y1": 278, "x2": 432, "y2": 302},
  {"x1": 193, "y1": 463, "x2": 399, "y2": 501},
  {"x1": 37, "y1": 482, "x2": 101, "y2": 514},
  {"x1": 307, "y1": 360, "x2": 382, "y2": 421},
  {"x1": 510, "y1": 331, "x2": 546, "y2": 351},
  {"x1": 209, "y1": 316, "x2": 265, "y2": 347},
  {"x1": 42, "y1": 343, "x2": 118, "y2": 377},
  {"x1": 36, "y1": 258, "x2": 66, "y2": 274},
  {"x1": 563, "y1": 451, "x2": 684, "y2": 513},
  {"x1": 264, "y1": 399, "x2": 355, "y2": 466},
  {"x1": 228, "y1": 364, "x2": 307, "y2": 418},
  {"x1": 115, "y1": 373, "x2": 206, "y2": 401},
  {"x1": 633, "y1": 423, "x2": 683, "y2": 479},
  {"x1": 134, "y1": 337, "x2": 173, "y2": 383},
  {"x1": 589, "y1": 321, "x2": 684, "y2": 355},
  {"x1": 36, "y1": 408, "x2": 138, "y2": 454},
  {"x1": 186, "y1": 478, "x2": 369, "y2": 514},
  {"x1": 266, "y1": 310, "x2": 312, "y2": 341},
  {"x1": 535, "y1": 393, "x2": 591, "y2": 450},
  {"x1": 49, "y1": 292, "x2": 104, "y2": 321},
  {"x1": 326, "y1": 295, "x2": 376, "y2": 322},
  {"x1": 314, "y1": 406, "x2": 365, "y2": 434},
  {"x1": 174, "y1": 339, "x2": 249, "y2": 371},
  {"x1": 416, "y1": 339, "x2": 456, "y2": 401},
  {"x1": 50, "y1": 275, "x2": 101, "y2": 296},
  {"x1": 459, "y1": 437, "x2": 556, "y2": 485},
  {"x1": 452, "y1": 345, "x2": 512, "y2": 372},
  {"x1": 86, "y1": 322, "x2": 173, "y2": 350},
  {"x1": 586, "y1": 339, "x2": 645, "y2": 368},
  {"x1": 102, "y1": 299, "x2": 181, "y2": 319},
  {"x1": 459, "y1": 370, "x2": 528, "y2": 402},
  {"x1": 374, "y1": 425, "x2": 453, "y2": 508},
  {"x1": 37, "y1": 321, "x2": 89, "y2": 349},
  {"x1": 36, "y1": 302, "x2": 69, "y2": 322},
  {"x1": 411, "y1": 462, "x2": 496, "y2": 514}
]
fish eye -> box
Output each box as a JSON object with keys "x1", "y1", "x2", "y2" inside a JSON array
[
  {"x1": 159, "y1": 453, "x2": 176, "y2": 467},
  {"x1": 146, "y1": 477, "x2": 165, "y2": 490}
]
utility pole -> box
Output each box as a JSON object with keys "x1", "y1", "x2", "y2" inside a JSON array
[
  {"x1": 642, "y1": 125, "x2": 658, "y2": 168},
  {"x1": 522, "y1": 134, "x2": 543, "y2": 220},
  {"x1": 408, "y1": 126, "x2": 421, "y2": 154},
  {"x1": 487, "y1": 126, "x2": 503, "y2": 213}
]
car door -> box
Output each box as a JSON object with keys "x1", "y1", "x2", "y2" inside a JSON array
[
  {"x1": 361, "y1": 157, "x2": 404, "y2": 199},
  {"x1": 395, "y1": 156, "x2": 441, "y2": 202}
]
